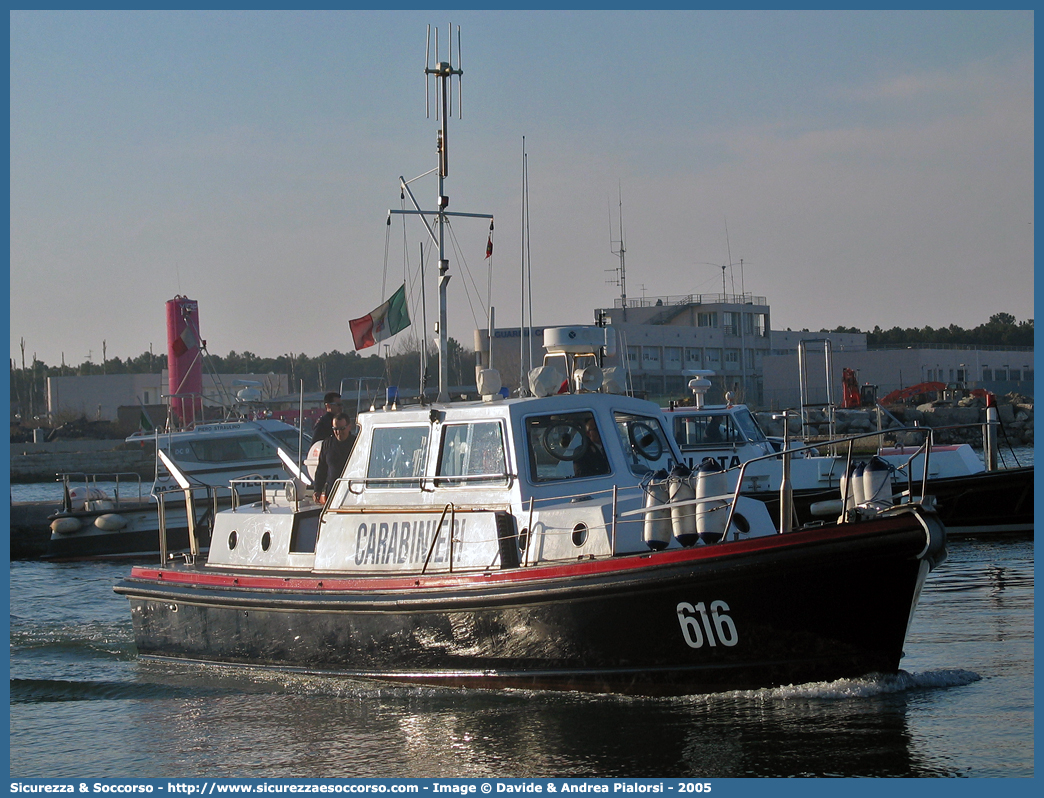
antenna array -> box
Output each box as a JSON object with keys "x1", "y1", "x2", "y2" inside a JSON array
[{"x1": 425, "y1": 24, "x2": 463, "y2": 122}]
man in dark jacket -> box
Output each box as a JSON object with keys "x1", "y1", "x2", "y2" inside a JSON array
[
  {"x1": 313, "y1": 412, "x2": 357, "y2": 503},
  {"x1": 311, "y1": 392, "x2": 343, "y2": 444}
]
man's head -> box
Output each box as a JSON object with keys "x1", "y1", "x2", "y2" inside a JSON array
[
  {"x1": 332, "y1": 412, "x2": 353, "y2": 439},
  {"x1": 584, "y1": 417, "x2": 601, "y2": 444},
  {"x1": 323, "y1": 392, "x2": 342, "y2": 411}
]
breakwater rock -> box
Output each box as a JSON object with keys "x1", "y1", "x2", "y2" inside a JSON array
[
  {"x1": 9, "y1": 440, "x2": 154, "y2": 483},
  {"x1": 756, "y1": 394, "x2": 1033, "y2": 447}
]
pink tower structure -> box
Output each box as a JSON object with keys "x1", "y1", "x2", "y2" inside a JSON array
[{"x1": 165, "y1": 296, "x2": 204, "y2": 426}]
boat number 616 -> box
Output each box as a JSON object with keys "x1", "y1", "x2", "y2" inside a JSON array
[{"x1": 676, "y1": 601, "x2": 739, "y2": 648}]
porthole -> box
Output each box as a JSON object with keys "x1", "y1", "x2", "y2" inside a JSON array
[
  {"x1": 571, "y1": 523, "x2": 588, "y2": 547},
  {"x1": 228, "y1": 530, "x2": 238, "y2": 550},
  {"x1": 518, "y1": 528, "x2": 529, "y2": 551},
  {"x1": 261, "y1": 531, "x2": 272, "y2": 551},
  {"x1": 731, "y1": 513, "x2": 751, "y2": 534}
]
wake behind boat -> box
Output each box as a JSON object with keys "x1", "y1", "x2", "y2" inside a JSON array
[{"x1": 114, "y1": 28, "x2": 947, "y2": 696}]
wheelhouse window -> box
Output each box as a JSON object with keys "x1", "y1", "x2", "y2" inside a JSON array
[
  {"x1": 673, "y1": 411, "x2": 763, "y2": 449},
  {"x1": 526, "y1": 411, "x2": 611, "y2": 483},
  {"x1": 367, "y1": 426, "x2": 429, "y2": 487},
  {"x1": 270, "y1": 429, "x2": 310, "y2": 457},
  {"x1": 184, "y1": 435, "x2": 267, "y2": 463},
  {"x1": 612, "y1": 412, "x2": 674, "y2": 476},
  {"x1": 436, "y1": 421, "x2": 508, "y2": 487},
  {"x1": 731, "y1": 407, "x2": 768, "y2": 443}
]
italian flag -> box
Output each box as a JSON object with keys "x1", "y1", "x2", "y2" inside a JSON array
[{"x1": 349, "y1": 283, "x2": 411, "y2": 351}]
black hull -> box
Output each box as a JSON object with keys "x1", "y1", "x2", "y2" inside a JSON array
[
  {"x1": 115, "y1": 509, "x2": 945, "y2": 695},
  {"x1": 44, "y1": 501, "x2": 214, "y2": 562},
  {"x1": 758, "y1": 466, "x2": 1033, "y2": 536}
]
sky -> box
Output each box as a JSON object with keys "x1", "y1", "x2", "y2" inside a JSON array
[{"x1": 8, "y1": 9, "x2": 1035, "y2": 369}]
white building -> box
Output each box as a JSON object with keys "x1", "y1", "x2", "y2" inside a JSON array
[
  {"x1": 762, "y1": 344, "x2": 1035, "y2": 410},
  {"x1": 45, "y1": 371, "x2": 289, "y2": 424}
]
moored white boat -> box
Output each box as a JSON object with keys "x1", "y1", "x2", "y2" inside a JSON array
[
  {"x1": 665, "y1": 391, "x2": 1032, "y2": 536},
  {"x1": 44, "y1": 416, "x2": 310, "y2": 560}
]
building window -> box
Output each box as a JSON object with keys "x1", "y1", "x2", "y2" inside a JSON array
[
  {"x1": 743, "y1": 313, "x2": 755, "y2": 336},
  {"x1": 684, "y1": 347, "x2": 702, "y2": 368},
  {"x1": 995, "y1": 369, "x2": 1007, "y2": 380},
  {"x1": 627, "y1": 346, "x2": 639, "y2": 366},
  {"x1": 664, "y1": 347, "x2": 682, "y2": 371},
  {"x1": 724, "y1": 349, "x2": 740, "y2": 371},
  {"x1": 1010, "y1": 370, "x2": 1021, "y2": 381},
  {"x1": 697, "y1": 312, "x2": 718, "y2": 328},
  {"x1": 982, "y1": 369, "x2": 993, "y2": 381},
  {"x1": 744, "y1": 349, "x2": 756, "y2": 370},
  {"x1": 754, "y1": 313, "x2": 768, "y2": 337},
  {"x1": 643, "y1": 375, "x2": 664, "y2": 395},
  {"x1": 664, "y1": 375, "x2": 686, "y2": 395},
  {"x1": 643, "y1": 347, "x2": 661, "y2": 369},
  {"x1": 722, "y1": 312, "x2": 738, "y2": 336},
  {"x1": 705, "y1": 349, "x2": 721, "y2": 370}
]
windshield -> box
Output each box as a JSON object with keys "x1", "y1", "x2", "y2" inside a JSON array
[
  {"x1": 731, "y1": 408, "x2": 767, "y2": 443},
  {"x1": 613, "y1": 412, "x2": 674, "y2": 476},
  {"x1": 367, "y1": 426, "x2": 430, "y2": 488},
  {"x1": 271, "y1": 429, "x2": 310, "y2": 457}
]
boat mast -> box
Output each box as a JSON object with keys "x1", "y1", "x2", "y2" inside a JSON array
[{"x1": 389, "y1": 25, "x2": 492, "y2": 402}]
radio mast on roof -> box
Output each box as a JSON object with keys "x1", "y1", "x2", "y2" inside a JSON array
[
  {"x1": 607, "y1": 186, "x2": 628, "y2": 321},
  {"x1": 391, "y1": 25, "x2": 492, "y2": 401}
]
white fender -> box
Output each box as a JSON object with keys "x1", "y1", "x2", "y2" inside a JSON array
[
  {"x1": 862, "y1": 456, "x2": 894, "y2": 510},
  {"x1": 642, "y1": 470, "x2": 672, "y2": 551},
  {"x1": 668, "y1": 464, "x2": 698, "y2": 547},
  {"x1": 303, "y1": 439, "x2": 324, "y2": 482},
  {"x1": 50, "y1": 516, "x2": 82, "y2": 534},
  {"x1": 840, "y1": 461, "x2": 867, "y2": 508},
  {"x1": 695, "y1": 459, "x2": 728, "y2": 543},
  {"x1": 94, "y1": 513, "x2": 129, "y2": 531}
]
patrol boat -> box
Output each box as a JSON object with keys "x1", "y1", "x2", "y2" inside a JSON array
[{"x1": 114, "y1": 29, "x2": 946, "y2": 694}]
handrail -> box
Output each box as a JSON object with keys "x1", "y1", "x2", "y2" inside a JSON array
[
  {"x1": 718, "y1": 426, "x2": 936, "y2": 536},
  {"x1": 227, "y1": 476, "x2": 304, "y2": 514},
  {"x1": 422, "y1": 504, "x2": 455, "y2": 574},
  {"x1": 345, "y1": 471, "x2": 516, "y2": 492},
  {"x1": 58, "y1": 471, "x2": 146, "y2": 510}
]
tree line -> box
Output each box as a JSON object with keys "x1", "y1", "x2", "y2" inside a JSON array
[
  {"x1": 825, "y1": 312, "x2": 1033, "y2": 348},
  {"x1": 9, "y1": 334, "x2": 471, "y2": 423},
  {"x1": 9, "y1": 313, "x2": 1032, "y2": 419}
]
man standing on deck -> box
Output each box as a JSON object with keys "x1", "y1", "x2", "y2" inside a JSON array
[
  {"x1": 313, "y1": 412, "x2": 357, "y2": 504},
  {"x1": 311, "y1": 392, "x2": 343, "y2": 444}
]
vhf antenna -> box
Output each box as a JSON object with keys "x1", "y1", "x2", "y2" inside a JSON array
[
  {"x1": 425, "y1": 24, "x2": 463, "y2": 177},
  {"x1": 390, "y1": 25, "x2": 491, "y2": 403},
  {"x1": 607, "y1": 185, "x2": 628, "y2": 321}
]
